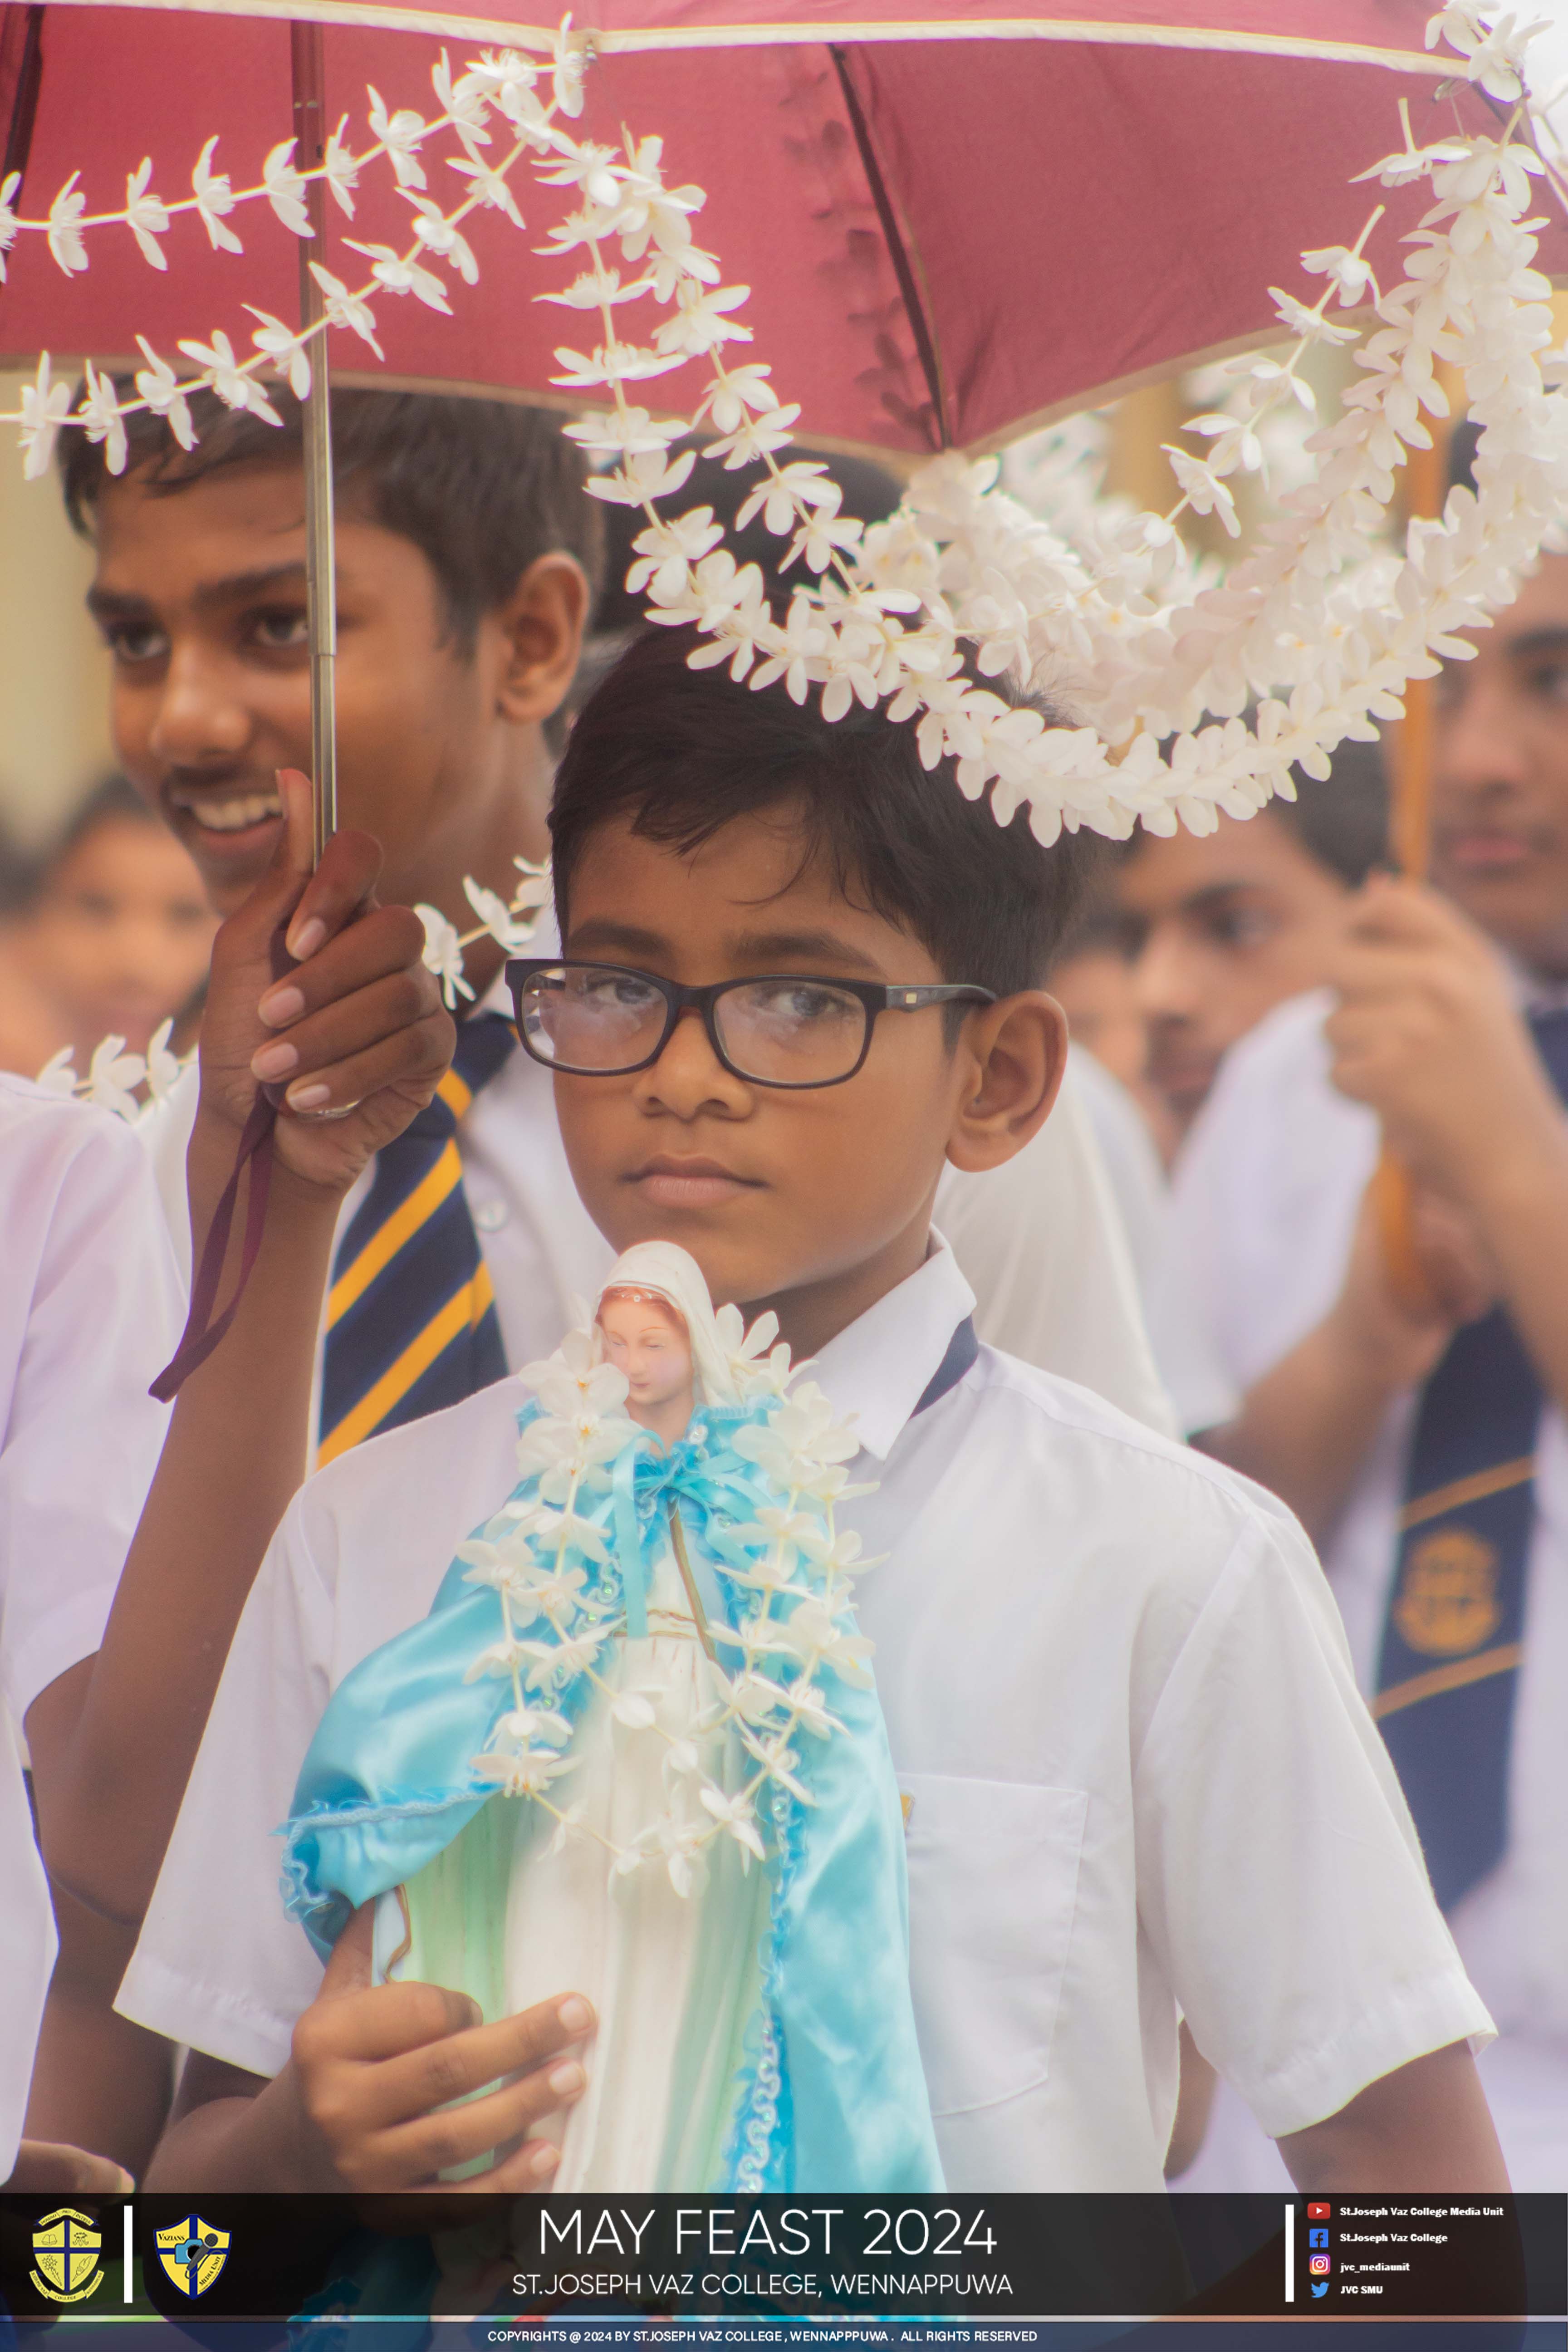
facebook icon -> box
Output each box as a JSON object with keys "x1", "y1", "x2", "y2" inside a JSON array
[{"x1": 1309, "y1": 2228, "x2": 1328, "y2": 2247}]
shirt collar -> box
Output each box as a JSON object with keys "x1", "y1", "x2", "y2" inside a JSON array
[{"x1": 810, "y1": 1233, "x2": 977, "y2": 1462}]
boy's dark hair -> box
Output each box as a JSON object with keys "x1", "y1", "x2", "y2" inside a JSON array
[
  {"x1": 550, "y1": 627, "x2": 1105, "y2": 1000},
  {"x1": 59, "y1": 387, "x2": 603, "y2": 654},
  {"x1": 1118, "y1": 730, "x2": 1388, "y2": 889},
  {"x1": 1272, "y1": 734, "x2": 1389, "y2": 887}
]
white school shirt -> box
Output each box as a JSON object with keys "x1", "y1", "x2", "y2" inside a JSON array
[
  {"x1": 141, "y1": 944, "x2": 1176, "y2": 1439},
  {"x1": 119, "y1": 1235, "x2": 1486, "y2": 2190},
  {"x1": 1168, "y1": 986, "x2": 1568, "y2": 2190},
  {"x1": 1063, "y1": 1049, "x2": 1237, "y2": 1438},
  {"x1": 0, "y1": 1074, "x2": 184, "y2": 2173}
]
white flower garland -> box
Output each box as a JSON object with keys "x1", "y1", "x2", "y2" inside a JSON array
[
  {"x1": 457, "y1": 1311, "x2": 876, "y2": 1896},
  {"x1": 6, "y1": 1, "x2": 1567, "y2": 968}
]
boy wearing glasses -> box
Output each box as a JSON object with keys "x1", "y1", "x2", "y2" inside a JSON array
[{"x1": 125, "y1": 631, "x2": 1499, "y2": 2194}]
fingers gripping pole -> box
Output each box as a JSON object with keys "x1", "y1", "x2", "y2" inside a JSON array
[{"x1": 292, "y1": 18, "x2": 338, "y2": 862}]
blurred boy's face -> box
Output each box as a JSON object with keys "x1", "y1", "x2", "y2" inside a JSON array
[
  {"x1": 1432, "y1": 554, "x2": 1568, "y2": 978},
  {"x1": 551, "y1": 807, "x2": 1041, "y2": 1344},
  {"x1": 1115, "y1": 808, "x2": 1349, "y2": 1130},
  {"x1": 29, "y1": 813, "x2": 216, "y2": 1055},
  {"x1": 86, "y1": 460, "x2": 580, "y2": 925}
]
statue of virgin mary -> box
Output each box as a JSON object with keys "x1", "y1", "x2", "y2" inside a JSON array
[{"x1": 282, "y1": 1243, "x2": 940, "y2": 2195}]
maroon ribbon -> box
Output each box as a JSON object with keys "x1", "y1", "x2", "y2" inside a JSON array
[{"x1": 149, "y1": 1091, "x2": 278, "y2": 1402}]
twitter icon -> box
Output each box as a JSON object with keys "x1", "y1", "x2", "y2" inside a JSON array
[{"x1": 1311, "y1": 2283, "x2": 1329, "y2": 2300}]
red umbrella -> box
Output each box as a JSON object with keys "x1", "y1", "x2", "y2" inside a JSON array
[{"x1": 5, "y1": 1, "x2": 1558, "y2": 461}]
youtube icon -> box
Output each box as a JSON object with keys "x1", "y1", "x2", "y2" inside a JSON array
[{"x1": 1308, "y1": 2203, "x2": 1331, "y2": 2220}]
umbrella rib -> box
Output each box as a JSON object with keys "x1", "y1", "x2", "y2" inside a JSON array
[
  {"x1": 828, "y1": 42, "x2": 951, "y2": 453},
  {"x1": 0, "y1": 4, "x2": 46, "y2": 197}
]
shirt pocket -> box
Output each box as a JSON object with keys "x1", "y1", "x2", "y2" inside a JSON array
[{"x1": 901, "y1": 1771, "x2": 1088, "y2": 2118}]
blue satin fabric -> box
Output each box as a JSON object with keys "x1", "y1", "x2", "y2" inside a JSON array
[{"x1": 281, "y1": 1400, "x2": 941, "y2": 2193}]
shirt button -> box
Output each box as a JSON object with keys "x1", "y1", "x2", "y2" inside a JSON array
[{"x1": 473, "y1": 1199, "x2": 508, "y2": 1231}]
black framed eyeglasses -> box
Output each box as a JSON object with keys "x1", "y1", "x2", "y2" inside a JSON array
[{"x1": 505, "y1": 959, "x2": 997, "y2": 1090}]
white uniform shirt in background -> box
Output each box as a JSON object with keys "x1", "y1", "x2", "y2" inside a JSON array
[
  {"x1": 121, "y1": 1239, "x2": 1485, "y2": 2190},
  {"x1": 0, "y1": 1074, "x2": 184, "y2": 2173},
  {"x1": 1063, "y1": 1048, "x2": 1237, "y2": 1436},
  {"x1": 1169, "y1": 988, "x2": 1568, "y2": 2191},
  {"x1": 144, "y1": 954, "x2": 1177, "y2": 1437}
]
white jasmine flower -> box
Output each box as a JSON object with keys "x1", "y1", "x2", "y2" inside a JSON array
[
  {"x1": 405, "y1": 197, "x2": 479, "y2": 284},
  {"x1": 1300, "y1": 241, "x2": 1377, "y2": 308},
  {"x1": 245, "y1": 310, "x2": 312, "y2": 400},
  {"x1": 415, "y1": 903, "x2": 473, "y2": 1006},
  {"x1": 191, "y1": 138, "x2": 243, "y2": 254},
  {"x1": 625, "y1": 507, "x2": 723, "y2": 600},
  {"x1": 1161, "y1": 445, "x2": 1240, "y2": 536},
  {"x1": 134, "y1": 339, "x2": 196, "y2": 451},
  {"x1": 0, "y1": 171, "x2": 20, "y2": 281},
  {"x1": 85, "y1": 1034, "x2": 146, "y2": 1122},
  {"x1": 323, "y1": 119, "x2": 360, "y2": 217},
  {"x1": 178, "y1": 330, "x2": 282, "y2": 425},
  {"x1": 470, "y1": 1745, "x2": 578, "y2": 1797},
  {"x1": 446, "y1": 150, "x2": 524, "y2": 225},
  {"x1": 344, "y1": 240, "x2": 451, "y2": 313},
  {"x1": 550, "y1": 341, "x2": 685, "y2": 390},
  {"x1": 124, "y1": 159, "x2": 169, "y2": 270},
  {"x1": 76, "y1": 363, "x2": 127, "y2": 475},
  {"x1": 307, "y1": 265, "x2": 384, "y2": 359},
  {"x1": 46, "y1": 174, "x2": 88, "y2": 276},
  {"x1": 551, "y1": 16, "x2": 588, "y2": 119},
  {"x1": 34, "y1": 1046, "x2": 78, "y2": 1098},
  {"x1": 261, "y1": 139, "x2": 313, "y2": 238},
  {"x1": 652, "y1": 280, "x2": 751, "y2": 359},
  {"x1": 367, "y1": 88, "x2": 428, "y2": 190},
  {"x1": 695, "y1": 363, "x2": 778, "y2": 435},
  {"x1": 19, "y1": 355, "x2": 74, "y2": 480},
  {"x1": 698, "y1": 1785, "x2": 766, "y2": 1862}
]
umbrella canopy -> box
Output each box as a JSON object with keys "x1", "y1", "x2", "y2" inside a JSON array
[{"x1": 5, "y1": 0, "x2": 1559, "y2": 455}]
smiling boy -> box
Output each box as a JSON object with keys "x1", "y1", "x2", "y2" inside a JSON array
[{"x1": 125, "y1": 631, "x2": 1501, "y2": 2195}]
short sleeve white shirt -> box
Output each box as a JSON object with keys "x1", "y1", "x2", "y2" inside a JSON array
[
  {"x1": 1169, "y1": 988, "x2": 1568, "y2": 2190},
  {"x1": 121, "y1": 1236, "x2": 1486, "y2": 2190},
  {"x1": 0, "y1": 1073, "x2": 184, "y2": 2172}
]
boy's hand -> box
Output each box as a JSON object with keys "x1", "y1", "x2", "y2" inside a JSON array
[
  {"x1": 290, "y1": 1900, "x2": 592, "y2": 2191},
  {"x1": 1323, "y1": 877, "x2": 1564, "y2": 1212},
  {"x1": 2, "y1": 2140, "x2": 134, "y2": 2193},
  {"x1": 1328, "y1": 1175, "x2": 1497, "y2": 1395},
  {"x1": 195, "y1": 770, "x2": 454, "y2": 1198}
]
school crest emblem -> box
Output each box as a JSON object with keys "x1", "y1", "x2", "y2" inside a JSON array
[
  {"x1": 29, "y1": 2208, "x2": 103, "y2": 2303},
  {"x1": 1393, "y1": 1526, "x2": 1501, "y2": 1658},
  {"x1": 155, "y1": 2215, "x2": 230, "y2": 2298}
]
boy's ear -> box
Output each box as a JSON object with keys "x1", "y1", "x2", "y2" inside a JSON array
[
  {"x1": 492, "y1": 551, "x2": 590, "y2": 725},
  {"x1": 945, "y1": 990, "x2": 1069, "y2": 1175}
]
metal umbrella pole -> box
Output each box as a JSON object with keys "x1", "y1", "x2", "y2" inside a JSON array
[{"x1": 290, "y1": 17, "x2": 337, "y2": 859}]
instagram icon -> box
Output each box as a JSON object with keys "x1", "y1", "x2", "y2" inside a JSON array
[{"x1": 1309, "y1": 2255, "x2": 1331, "y2": 2277}]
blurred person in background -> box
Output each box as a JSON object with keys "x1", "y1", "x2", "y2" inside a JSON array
[
  {"x1": 1115, "y1": 737, "x2": 1389, "y2": 1145},
  {"x1": 1046, "y1": 897, "x2": 1179, "y2": 1164},
  {"x1": 0, "y1": 778, "x2": 215, "y2": 1082},
  {"x1": 1171, "y1": 519, "x2": 1568, "y2": 2192}
]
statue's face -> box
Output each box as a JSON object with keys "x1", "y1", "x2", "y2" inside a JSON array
[{"x1": 598, "y1": 1293, "x2": 693, "y2": 1416}]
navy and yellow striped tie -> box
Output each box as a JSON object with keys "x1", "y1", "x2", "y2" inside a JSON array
[
  {"x1": 318, "y1": 1012, "x2": 515, "y2": 1465},
  {"x1": 1373, "y1": 1006, "x2": 1568, "y2": 1910}
]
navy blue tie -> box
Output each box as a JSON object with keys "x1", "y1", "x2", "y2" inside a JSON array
[
  {"x1": 317, "y1": 1013, "x2": 514, "y2": 1463},
  {"x1": 1374, "y1": 1007, "x2": 1568, "y2": 1910}
]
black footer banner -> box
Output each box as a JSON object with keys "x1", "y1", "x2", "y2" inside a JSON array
[{"x1": 0, "y1": 2194, "x2": 1563, "y2": 2329}]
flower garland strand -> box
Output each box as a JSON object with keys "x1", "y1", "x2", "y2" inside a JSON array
[
  {"x1": 9, "y1": 2, "x2": 1568, "y2": 955},
  {"x1": 455, "y1": 1311, "x2": 877, "y2": 1895}
]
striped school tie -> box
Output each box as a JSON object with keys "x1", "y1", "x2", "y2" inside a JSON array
[
  {"x1": 1373, "y1": 1006, "x2": 1568, "y2": 1911},
  {"x1": 317, "y1": 1012, "x2": 516, "y2": 1466}
]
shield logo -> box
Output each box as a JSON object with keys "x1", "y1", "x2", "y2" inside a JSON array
[
  {"x1": 155, "y1": 2215, "x2": 230, "y2": 2298},
  {"x1": 1394, "y1": 1527, "x2": 1502, "y2": 1658},
  {"x1": 29, "y1": 2207, "x2": 103, "y2": 2303}
]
